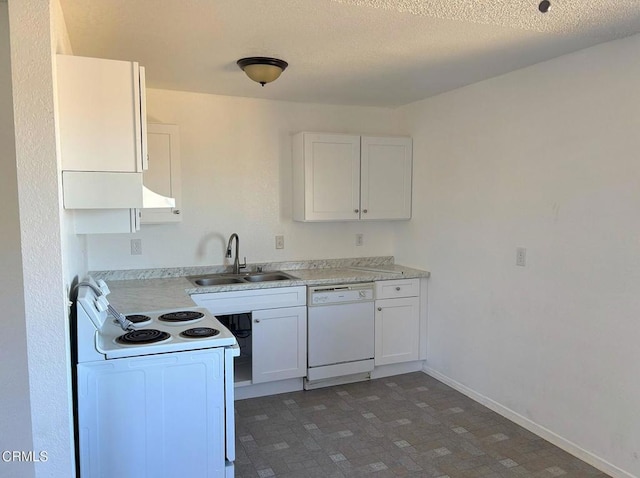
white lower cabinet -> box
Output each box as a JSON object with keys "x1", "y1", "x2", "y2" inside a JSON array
[
  {"x1": 252, "y1": 306, "x2": 307, "y2": 384},
  {"x1": 374, "y1": 279, "x2": 420, "y2": 366},
  {"x1": 190, "y1": 287, "x2": 307, "y2": 387},
  {"x1": 191, "y1": 278, "x2": 425, "y2": 394}
]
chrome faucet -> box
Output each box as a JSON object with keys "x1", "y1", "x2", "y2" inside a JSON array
[{"x1": 226, "y1": 233, "x2": 246, "y2": 274}]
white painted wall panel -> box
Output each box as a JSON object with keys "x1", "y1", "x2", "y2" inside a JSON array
[
  {"x1": 8, "y1": 1, "x2": 84, "y2": 477},
  {"x1": 0, "y1": 5, "x2": 34, "y2": 478},
  {"x1": 396, "y1": 33, "x2": 640, "y2": 478},
  {"x1": 87, "y1": 93, "x2": 403, "y2": 270}
]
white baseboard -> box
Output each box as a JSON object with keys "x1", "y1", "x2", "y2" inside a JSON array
[
  {"x1": 422, "y1": 366, "x2": 636, "y2": 478},
  {"x1": 304, "y1": 372, "x2": 371, "y2": 390},
  {"x1": 370, "y1": 360, "x2": 424, "y2": 379},
  {"x1": 234, "y1": 378, "x2": 303, "y2": 400}
]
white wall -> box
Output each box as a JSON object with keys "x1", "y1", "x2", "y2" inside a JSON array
[
  {"x1": 7, "y1": 0, "x2": 84, "y2": 476},
  {"x1": 396, "y1": 34, "x2": 640, "y2": 477},
  {"x1": 0, "y1": 4, "x2": 35, "y2": 478},
  {"x1": 51, "y1": 0, "x2": 87, "y2": 284},
  {"x1": 87, "y1": 91, "x2": 404, "y2": 271}
]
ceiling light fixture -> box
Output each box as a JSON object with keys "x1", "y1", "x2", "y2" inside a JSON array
[{"x1": 237, "y1": 57, "x2": 288, "y2": 87}]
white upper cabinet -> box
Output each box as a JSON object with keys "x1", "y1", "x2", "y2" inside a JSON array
[
  {"x1": 293, "y1": 132, "x2": 412, "y2": 221},
  {"x1": 293, "y1": 133, "x2": 361, "y2": 221},
  {"x1": 56, "y1": 54, "x2": 147, "y2": 173},
  {"x1": 141, "y1": 123, "x2": 182, "y2": 224},
  {"x1": 360, "y1": 136, "x2": 412, "y2": 220},
  {"x1": 57, "y1": 55, "x2": 174, "y2": 213}
]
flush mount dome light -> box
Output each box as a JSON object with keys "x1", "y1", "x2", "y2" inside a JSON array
[{"x1": 237, "y1": 57, "x2": 288, "y2": 86}]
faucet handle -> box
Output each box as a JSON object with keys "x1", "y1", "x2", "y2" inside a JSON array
[{"x1": 239, "y1": 257, "x2": 247, "y2": 270}]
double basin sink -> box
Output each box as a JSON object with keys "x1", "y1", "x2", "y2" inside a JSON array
[{"x1": 187, "y1": 271, "x2": 298, "y2": 287}]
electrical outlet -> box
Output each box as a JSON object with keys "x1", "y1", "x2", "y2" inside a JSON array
[
  {"x1": 516, "y1": 247, "x2": 526, "y2": 267},
  {"x1": 275, "y1": 235, "x2": 285, "y2": 249},
  {"x1": 355, "y1": 233, "x2": 364, "y2": 247},
  {"x1": 131, "y1": 239, "x2": 142, "y2": 255}
]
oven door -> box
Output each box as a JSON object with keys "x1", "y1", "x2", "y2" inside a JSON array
[{"x1": 77, "y1": 348, "x2": 228, "y2": 477}]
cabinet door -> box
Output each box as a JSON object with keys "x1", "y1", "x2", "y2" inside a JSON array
[
  {"x1": 360, "y1": 136, "x2": 412, "y2": 220},
  {"x1": 252, "y1": 306, "x2": 307, "y2": 383},
  {"x1": 56, "y1": 55, "x2": 145, "y2": 173},
  {"x1": 375, "y1": 297, "x2": 419, "y2": 366},
  {"x1": 141, "y1": 124, "x2": 182, "y2": 223},
  {"x1": 294, "y1": 133, "x2": 361, "y2": 221}
]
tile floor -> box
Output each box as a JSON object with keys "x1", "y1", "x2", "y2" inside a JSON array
[{"x1": 234, "y1": 372, "x2": 610, "y2": 478}]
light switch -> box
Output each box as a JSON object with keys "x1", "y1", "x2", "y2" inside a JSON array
[
  {"x1": 516, "y1": 247, "x2": 526, "y2": 267},
  {"x1": 131, "y1": 239, "x2": 142, "y2": 255}
]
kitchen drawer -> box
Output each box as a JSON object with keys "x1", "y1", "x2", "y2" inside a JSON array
[
  {"x1": 375, "y1": 278, "x2": 419, "y2": 299},
  {"x1": 190, "y1": 286, "x2": 306, "y2": 315}
]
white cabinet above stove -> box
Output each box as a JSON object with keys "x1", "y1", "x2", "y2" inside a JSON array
[
  {"x1": 57, "y1": 55, "x2": 148, "y2": 173},
  {"x1": 56, "y1": 54, "x2": 174, "y2": 212}
]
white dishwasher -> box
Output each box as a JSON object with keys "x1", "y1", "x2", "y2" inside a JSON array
[{"x1": 306, "y1": 282, "x2": 375, "y2": 385}]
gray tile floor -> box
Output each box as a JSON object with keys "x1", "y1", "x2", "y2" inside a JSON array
[{"x1": 234, "y1": 372, "x2": 610, "y2": 478}]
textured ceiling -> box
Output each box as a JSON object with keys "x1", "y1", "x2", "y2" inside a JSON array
[
  {"x1": 59, "y1": 0, "x2": 640, "y2": 107},
  {"x1": 332, "y1": 0, "x2": 640, "y2": 33}
]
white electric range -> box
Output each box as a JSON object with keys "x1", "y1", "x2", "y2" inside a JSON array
[{"x1": 74, "y1": 277, "x2": 239, "y2": 478}]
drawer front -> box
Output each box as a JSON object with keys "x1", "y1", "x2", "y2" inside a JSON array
[
  {"x1": 375, "y1": 278, "x2": 419, "y2": 299},
  {"x1": 191, "y1": 286, "x2": 306, "y2": 314}
]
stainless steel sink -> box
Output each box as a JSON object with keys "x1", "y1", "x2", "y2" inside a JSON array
[
  {"x1": 242, "y1": 273, "x2": 295, "y2": 282},
  {"x1": 191, "y1": 277, "x2": 245, "y2": 286},
  {"x1": 187, "y1": 270, "x2": 297, "y2": 287}
]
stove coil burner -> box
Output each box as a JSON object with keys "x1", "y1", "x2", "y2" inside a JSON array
[
  {"x1": 125, "y1": 314, "x2": 152, "y2": 324},
  {"x1": 180, "y1": 327, "x2": 220, "y2": 339},
  {"x1": 158, "y1": 311, "x2": 205, "y2": 322},
  {"x1": 116, "y1": 329, "x2": 171, "y2": 345}
]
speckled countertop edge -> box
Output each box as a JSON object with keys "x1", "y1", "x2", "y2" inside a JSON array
[
  {"x1": 91, "y1": 256, "x2": 396, "y2": 281},
  {"x1": 98, "y1": 257, "x2": 430, "y2": 313}
]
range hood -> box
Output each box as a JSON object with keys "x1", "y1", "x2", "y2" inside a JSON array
[
  {"x1": 62, "y1": 171, "x2": 175, "y2": 209},
  {"x1": 142, "y1": 184, "x2": 175, "y2": 208}
]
